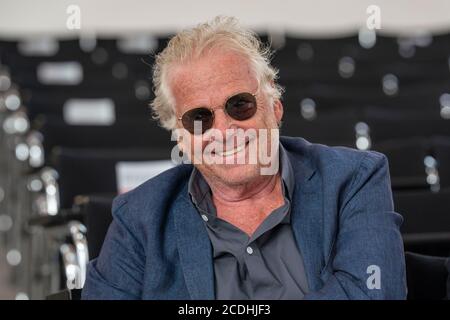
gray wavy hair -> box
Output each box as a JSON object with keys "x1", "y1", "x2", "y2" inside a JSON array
[{"x1": 150, "y1": 16, "x2": 284, "y2": 130}]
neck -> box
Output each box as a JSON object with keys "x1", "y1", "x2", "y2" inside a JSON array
[
  {"x1": 207, "y1": 173, "x2": 280, "y2": 205},
  {"x1": 205, "y1": 173, "x2": 284, "y2": 235}
]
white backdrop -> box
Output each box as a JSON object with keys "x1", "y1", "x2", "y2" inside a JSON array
[{"x1": 0, "y1": 0, "x2": 449, "y2": 37}]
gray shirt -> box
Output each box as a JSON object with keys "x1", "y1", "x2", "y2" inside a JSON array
[{"x1": 188, "y1": 145, "x2": 309, "y2": 299}]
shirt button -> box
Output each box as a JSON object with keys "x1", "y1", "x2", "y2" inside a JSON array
[
  {"x1": 246, "y1": 246, "x2": 253, "y2": 255},
  {"x1": 201, "y1": 214, "x2": 208, "y2": 222}
]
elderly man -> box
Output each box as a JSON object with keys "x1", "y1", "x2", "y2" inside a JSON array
[{"x1": 82, "y1": 17, "x2": 406, "y2": 300}]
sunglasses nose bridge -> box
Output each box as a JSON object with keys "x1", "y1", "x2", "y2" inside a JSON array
[{"x1": 210, "y1": 107, "x2": 234, "y2": 132}]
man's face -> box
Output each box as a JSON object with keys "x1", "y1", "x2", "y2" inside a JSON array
[{"x1": 170, "y1": 49, "x2": 283, "y2": 186}]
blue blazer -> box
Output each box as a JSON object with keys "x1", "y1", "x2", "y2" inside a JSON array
[{"x1": 82, "y1": 137, "x2": 407, "y2": 299}]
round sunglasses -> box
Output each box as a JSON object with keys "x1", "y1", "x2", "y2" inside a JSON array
[{"x1": 177, "y1": 92, "x2": 258, "y2": 135}]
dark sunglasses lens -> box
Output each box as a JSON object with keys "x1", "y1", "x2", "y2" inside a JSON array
[
  {"x1": 225, "y1": 92, "x2": 257, "y2": 121},
  {"x1": 182, "y1": 108, "x2": 214, "y2": 134}
]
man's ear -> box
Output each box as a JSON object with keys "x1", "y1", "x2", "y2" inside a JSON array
[
  {"x1": 175, "y1": 132, "x2": 185, "y2": 153},
  {"x1": 171, "y1": 126, "x2": 184, "y2": 151},
  {"x1": 267, "y1": 80, "x2": 283, "y2": 125},
  {"x1": 273, "y1": 99, "x2": 284, "y2": 126}
]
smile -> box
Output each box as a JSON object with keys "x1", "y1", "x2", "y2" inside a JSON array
[{"x1": 216, "y1": 141, "x2": 249, "y2": 157}]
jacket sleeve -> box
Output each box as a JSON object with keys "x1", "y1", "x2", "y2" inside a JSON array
[
  {"x1": 82, "y1": 196, "x2": 145, "y2": 300},
  {"x1": 304, "y1": 152, "x2": 407, "y2": 300}
]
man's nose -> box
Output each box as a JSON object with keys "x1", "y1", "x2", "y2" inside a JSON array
[{"x1": 212, "y1": 108, "x2": 233, "y2": 133}]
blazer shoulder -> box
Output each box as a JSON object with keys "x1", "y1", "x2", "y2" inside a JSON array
[
  {"x1": 311, "y1": 143, "x2": 387, "y2": 170},
  {"x1": 281, "y1": 136, "x2": 389, "y2": 181},
  {"x1": 120, "y1": 164, "x2": 191, "y2": 198},
  {"x1": 308, "y1": 142, "x2": 392, "y2": 204}
]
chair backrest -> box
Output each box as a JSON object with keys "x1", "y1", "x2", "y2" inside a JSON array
[
  {"x1": 37, "y1": 115, "x2": 172, "y2": 157},
  {"x1": 78, "y1": 194, "x2": 115, "y2": 261},
  {"x1": 52, "y1": 146, "x2": 174, "y2": 208},
  {"x1": 405, "y1": 251, "x2": 449, "y2": 300},
  {"x1": 46, "y1": 288, "x2": 82, "y2": 300}
]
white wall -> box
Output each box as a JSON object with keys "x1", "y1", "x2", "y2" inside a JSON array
[{"x1": 0, "y1": 0, "x2": 449, "y2": 37}]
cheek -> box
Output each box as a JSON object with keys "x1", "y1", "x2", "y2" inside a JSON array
[
  {"x1": 185, "y1": 135, "x2": 209, "y2": 159},
  {"x1": 256, "y1": 108, "x2": 278, "y2": 130},
  {"x1": 176, "y1": 131, "x2": 202, "y2": 155},
  {"x1": 256, "y1": 99, "x2": 279, "y2": 127}
]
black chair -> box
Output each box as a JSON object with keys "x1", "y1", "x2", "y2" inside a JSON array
[
  {"x1": 33, "y1": 147, "x2": 175, "y2": 295},
  {"x1": 31, "y1": 194, "x2": 114, "y2": 263},
  {"x1": 431, "y1": 136, "x2": 450, "y2": 188},
  {"x1": 25, "y1": 91, "x2": 152, "y2": 123},
  {"x1": 51, "y1": 146, "x2": 174, "y2": 209},
  {"x1": 46, "y1": 288, "x2": 82, "y2": 300},
  {"x1": 363, "y1": 106, "x2": 450, "y2": 143},
  {"x1": 273, "y1": 34, "x2": 361, "y2": 70},
  {"x1": 1, "y1": 36, "x2": 161, "y2": 73},
  {"x1": 281, "y1": 107, "x2": 359, "y2": 147},
  {"x1": 74, "y1": 194, "x2": 114, "y2": 261},
  {"x1": 276, "y1": 56, "x2": 449, "y2": 87},
  {"x1": 34, "y1": 115, "x2": 172, "y2": 158},
  {"x1": 405, "y1": 252, "x2": 449, "y2": 300},
  {"x1": 394, "y1": 188, "x2": 450, "y2": 257},
  {"x1": 282, "y1": 82, "x2": 382, "y2": 107},
  {"x1": 374, "y1": 138, "x2": 432, "y2": 190}
]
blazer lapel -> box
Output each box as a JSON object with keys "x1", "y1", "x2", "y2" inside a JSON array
[
  {"x1": 173, "y1": 186, "x2": 215, "y2": 300},
  {"x1": 287, "y1": 149, "x2": 325, "y2": 292}
]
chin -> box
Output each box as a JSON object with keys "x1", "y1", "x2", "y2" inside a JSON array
[{"x1": 206, "y1": 163, "x2": 261, "y2": 186}]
